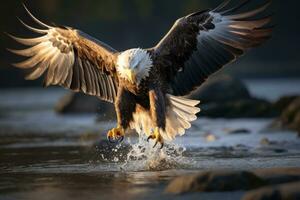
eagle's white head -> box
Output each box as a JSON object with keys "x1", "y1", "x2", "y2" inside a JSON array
[{"x1": 116, "y1": 48, "x2": 153, "y2": 85}]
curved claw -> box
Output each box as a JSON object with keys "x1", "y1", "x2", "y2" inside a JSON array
[
  {"x1": 160, "y1": 142, "x2": 164, "y2": 149},
  {"x1": 147, "y1": 127, "x2": 164, "y2": 149},
  {"x1": 106, "y1": 127, "x2": 125, "y2": 144},
  {"x1": 153, "y1": 141, "x2": 164, "y2": 149},
  {"x1": 118, "y1": 136, "x2": 124, "y2": 143},
  {"x1": 108, "y1": 136, "x2": 116, "y2": 143},
  {"x1": 108, "y1": 135, "x2": 123, "y2": 144}
]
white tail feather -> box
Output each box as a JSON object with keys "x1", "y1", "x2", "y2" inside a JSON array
[
  {"x1": 168, "y1": 95, "x2": 200, "y2": 107},
  {"x1": 130, "y1": 94, "x2": 201, "y2": 141}
]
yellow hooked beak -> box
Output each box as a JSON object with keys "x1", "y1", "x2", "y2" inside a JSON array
[{"x1": 126, "y1": 69, "x2": 136, "y2": 84}]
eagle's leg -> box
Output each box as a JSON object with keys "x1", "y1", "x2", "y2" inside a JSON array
[
  {"x1": 147, "y1": 88, "x2": 166, "y2": 149},
  {"x1": 107, "y1": 88, "x2": 136, "y2": 143}
]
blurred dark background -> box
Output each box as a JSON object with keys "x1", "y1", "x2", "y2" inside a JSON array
[{"x1": 0, "y1": 0, "x2": 299, "y2": 88}]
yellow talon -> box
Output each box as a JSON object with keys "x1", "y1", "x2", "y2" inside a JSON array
[
  {"x1": 147, "y1": 127, "x2": 164, "y2": 149},
  {"x1": 107, "y1": 126, "x2": 125, "y2": 143}
]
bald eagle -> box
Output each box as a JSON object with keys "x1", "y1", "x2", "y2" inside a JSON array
[{"x1": 8, "y1": 0, "x2": 272, "y2": 148}]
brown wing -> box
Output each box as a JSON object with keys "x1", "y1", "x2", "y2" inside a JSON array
[
  {"x1": 8, "y1": 5, "x2": 119, "y2": 103},
  {"x1": 152, "y1": 0, "x2": 273, "y2": 96}
]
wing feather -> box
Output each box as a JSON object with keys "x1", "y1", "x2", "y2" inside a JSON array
[
  {"x1": 9, "y1": 6, "x2": 119, "y2": 103},
  {"x1": 152, "y1": 0, "x2": 272, "y2": 96},
  {"x1": 7, "y1": 34, "x2": 48, "y2": 46}
]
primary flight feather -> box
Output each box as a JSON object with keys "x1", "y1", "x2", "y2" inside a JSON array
[{"x1": 9, "y1": 0, "x2": 272, "y2": 148}]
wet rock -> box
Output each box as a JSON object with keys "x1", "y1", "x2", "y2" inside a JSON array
[
  {"x1": 204, "y1": 133, "x2": 219, "y2": 142},
  {"x1": 254, "y1": 168, "x2": 300, "y2": 185},
  {"x1": 55, "y1": 93, "x2": 98, "y2": 114},
  {"x1": 273, "y1": 96, "x2": 299, "y2": 113},
  {"x1": 189, "y1": 75, "x2": 251, "y2": 104},
  {"x1": 165, "y1": 170, "x2": 266, "y2": 194},
  {"x1": 166, "y1": 168, "x2": 300, "y2": 196},
  {"x1": 188, "y1": 75, "x2": 280, "y2": 118},
  {"x1": 257, "y1": 139, "x2": 289, "y2": 154},
  {"x1": 227, "y1": 129, "x2": 251, "y2": 134},
  {"x1": 292, "y1": 111, "x2": 300, "y2": 136},
  {"x1": 295, "y1": 111, "x2": 300, "y2": 133},
  {"x1": 55, "y1": 92, "x2": 115, "y2": 119},
  {"x1": 199, "y1": 98, "x2": 276, "y2": 118},
  {"x1": 274, "y1": 149, "x2": 288, "y2": 153},
  {"x1": 271, "y1": 97, "x2": 300, "y2": 135},
  {"x1": 260, "y1": 138, "x2": 278, "y2": 146},
  {"x1": 242, "y1": 182, "x2": 300, "y2": 200},
  {"x1": 281, "y1": 98, "x2": 300, "y2": 126}
]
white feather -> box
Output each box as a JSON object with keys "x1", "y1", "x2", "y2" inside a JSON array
[{"x1": 130, "y1": 94, "x2": 201, "y2": 141}]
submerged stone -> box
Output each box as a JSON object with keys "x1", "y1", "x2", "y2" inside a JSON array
[
  {"x1": 165, "y1": 170, "x2": 266, "y2": 194},
  {"x1": 271, "y1": 96, "x2": 300, "y2": 136},
  {"x1": 55, "y1": 92, "x2": 115, "y2": 120},
  {"x1": 254, "y1": 168, "x2": 300, "y2": 185},
  {"x1": 189, "y1": 75, "x2": 251, "y2": 104},
  {"x1": 242, "y1": 182, "x2": 300, "y2": 200}
]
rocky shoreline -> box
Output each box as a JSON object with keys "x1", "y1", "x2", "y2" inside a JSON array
[{"x1": 165, "y1": 168, "x2": 300, "y2": 200}]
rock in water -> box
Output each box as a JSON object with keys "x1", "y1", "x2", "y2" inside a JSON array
[
  {"x1": 254, "y1": 168, "x2": 300, "y2": 185},
  {"x1": 166, "y1": 168, "x2": 300, "y2": 195},
  {"x1": 226, "y1": 129, "x2": 251, "y2": 134},
  {"x1": 199, "y1": 98, "x2": 276, "y2": 118},
  {"x1": 165, "y1": 170, "x2": 265, "y2": 194},
  {"x1": 55, "y1": 92, "x2": 115, "y2": 119},
  {"x1": 189, "y1": 75, "x2": 251, "y2": 104},
  {"x1": 242, "y1": 182, "x2": 300, "y2": 200},
  {"x1": 295, "y1": 112, "x2": 300, "y2": 136},
  {"x1": 271, "y1": 96, "x2": 300, "y2": 135},
  {"x1": 188, "y1": 75, "x2": 276, "y2": 118},
  {"x1": 273, "y1": 96, "x2": 299, "y2": 113},
  {"x1": 280, "y1": 98, "x2": 300, "y2": 126}
]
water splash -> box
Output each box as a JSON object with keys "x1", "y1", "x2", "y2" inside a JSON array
[{"x1": 119, "y1": 136, "x2": 194, "y2": 171}]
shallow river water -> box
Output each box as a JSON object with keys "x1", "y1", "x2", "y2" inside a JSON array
[{"x1": 0, "y1": 79, "x2": 300, "y2": 200}]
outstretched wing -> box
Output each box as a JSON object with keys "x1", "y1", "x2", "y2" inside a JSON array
[
  {"x1": 152, "y1": 0, "x2": 273, "y2": 96},
  {"x1": 8, "y1": 5, "x2": 119, "y2": 103}
]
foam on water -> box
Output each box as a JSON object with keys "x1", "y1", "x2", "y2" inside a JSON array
[{"x1": 118, "y1": 136, "x2": 194, "y2": 171}]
